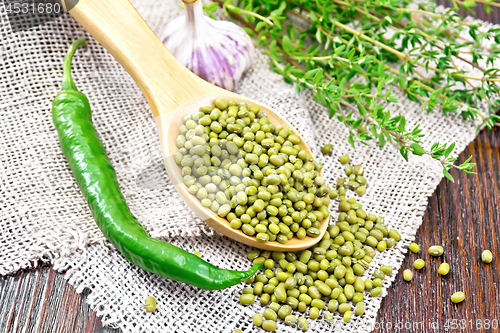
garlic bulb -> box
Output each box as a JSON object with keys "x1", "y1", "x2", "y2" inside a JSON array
[{"x1": 161, "y1": 0, "x2": 254, "y2": 91}]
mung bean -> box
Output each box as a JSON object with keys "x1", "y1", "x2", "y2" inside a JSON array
[
  {"x1": 403, "y1": 269, "x2": 412, "y2": 282},
  {"x1": 413, "y1": 259, "x2": 425, "y2": 270},
  {"x1": 264, "y1": 308, "x2": 278, "y2": 321},
  {"x1": 438, "y1": 262, "x2": 450, "y2": 276},
  {"x1": 297, "y1": 317, "x2": 308, "y2": 331},
  {"x1": 339, "y1": 155, "x2": 350, "y2": 164},
  {"x1": 338, "y1": 303, "x2": 351, "y2": 314},
  {"x1": 285, "y1": 315, "x2": 296, "y2": 326},
  {"x1": 278, "y1": 305, "x2": 292, "y2": 319},
  {"x1": 481, "y1": 250, "x2": 493, "y2": 263},
  {"x1": 343, "y1": 310, "x2": 353, "y2": 322},
  {"x1": 429, "y1": 245, "x2": 444, "y2": 256},
  {"x1": 144, "y1": 296, "x2": 157, "y2": 312},
  {"x1": 371, "y1": 287, "x2": 382, "y2": 297},
  {"x1": 355, "y1": 302, "x2": 365, "y2": 315},
  {"x1": 409, "y1": 242, "x2": 420, "y2": 253},
  {"x1": 372, "y1": 278, "x2": 382, "y2": 288},
  {"x1": 309, "y1": 307, "x2": 320, "y2": 319},
  {"x1": 373, "y1": 269, "x2": 386, "y2": 280},
  {"x1": 240, "y1": 294, "x2": 255, "y2": 305},
  {"x1": 451, "y1": 291, "x2": 465, "y2": 304},
  {"x1": 380, "y1": 265, "x2": 393, "y2": 275},
  {"x1": 321, "y1": 144, "x2": 333, "y2": 154},
  {"x1": 262, "y1": 320, "x2": 277, "y2": 331},
  {"x1": 253, "y1": 313, "x2": 263, "y2": 327}
]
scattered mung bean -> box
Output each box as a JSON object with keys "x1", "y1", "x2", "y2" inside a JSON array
[
  {"x1": 321, "y1": 144, "x2": 333, "y2": 155},
  {"x1": 413, "y1": 259, "x2": 425, "y2": 270},
  {"x1": 409, "y1": 242, "x2": 420, "y2": 253},
  {"x1": 371, "y1": 287, "x2": 382, "y2": 297},
  {"x1": 451, "y1": 291, "x2": 465, "y2": 304},
  {"x1": 481, "y1": 250, "x2": 493, "y2": 263},
  {"x1": 343, "y1": 310, "x2": 353, "y2": 322},
  {"x1": 403, "y1": 269, "x2": 412, "y2": 282},
  {"x1": 355, "y1": 302, "x2": 365, "y2": 315},
  {"x1": 144, "y1": 296, "x2": 157, "y2": 312},
  {"x1": 339, "y1": 155, "x2": 350, "y2": 164},
  {"x1": 240, "y1": 294, "x2": 255, "y2": 305},
  {"x1": 438, "y1": 263, "x2": 450, "y2": 276},
  {"x1": 253, "y1": 313, "x2": 263, "y2": 327},
  {"x1": 262, "y1": 320, "x2": 277, "y2": 331},
  {"x1": 429, "y1": 245, "x2": 444, "y2": 256}
]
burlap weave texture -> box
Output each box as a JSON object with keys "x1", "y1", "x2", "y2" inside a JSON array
[{"x1": 0, "y1": 0, "x2": 493, "y2": 332}]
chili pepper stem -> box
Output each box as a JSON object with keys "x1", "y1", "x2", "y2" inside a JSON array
[{"x1": 62, "y1": 38, "x2": 87, "y2": 92}]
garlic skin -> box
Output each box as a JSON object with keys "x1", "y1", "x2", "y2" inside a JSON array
[{"x1": 161, "y1": 0, "x2": 254, "y2": 91}]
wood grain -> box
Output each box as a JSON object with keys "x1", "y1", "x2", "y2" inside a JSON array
[
  {"x1": 0, "y1": 265, "x2": 118, "y2": 333},
  {"x1": 375, "y1": 126, "x2": 500, "y2": 333},
  {"x1": 1, "y1": 2, "x2": 500, "y2": 333},
  {"x1": 376, "y1": 3, "x2": 500, "y2": 330}
]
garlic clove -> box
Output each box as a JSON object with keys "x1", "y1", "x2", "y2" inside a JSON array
[{"x1": 161, "y1": 0, "x2": 254, "y2": 91}]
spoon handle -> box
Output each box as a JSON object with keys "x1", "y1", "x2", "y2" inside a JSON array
[{"x1": 68, "y1": 0, "x2": 217, "y2": 116}]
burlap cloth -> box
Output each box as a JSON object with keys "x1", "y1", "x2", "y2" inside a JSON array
[{"x1": 0, "y1": 1, "x2": 494, "y2": 332}]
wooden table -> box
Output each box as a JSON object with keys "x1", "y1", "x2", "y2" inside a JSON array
[
  {"x1": 377, "y1": 3, "x2": 500, "y2": 332},
  {"x1": 1, "y1": 2, "x2": 500, "y2": 332}
]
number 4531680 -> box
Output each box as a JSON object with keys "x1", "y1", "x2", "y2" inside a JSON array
[
  {"x1": 445, "y1": 319, "x2": 498, "y2": 330},
  {"x1": 5, "y1": 2, "x2": 61, "y2": 14}
]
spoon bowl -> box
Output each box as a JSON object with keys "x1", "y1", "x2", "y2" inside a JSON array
[{"x1": 68, "y1": 0, "x2": 328, "y2": 251}]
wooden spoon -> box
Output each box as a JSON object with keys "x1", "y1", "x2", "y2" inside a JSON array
[{"x1": 67, "y1": 0, "x2": 329, "y2": 251}]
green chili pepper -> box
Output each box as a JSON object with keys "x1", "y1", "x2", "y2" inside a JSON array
[{"x1": 52, "y1": 39, "x2": 262, "y2": 290}]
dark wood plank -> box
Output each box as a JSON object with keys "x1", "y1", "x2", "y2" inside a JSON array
[
  {"x1": 376, "y1": 126, "x2": 500, "y2": 333},
  {"x1": 375, "y1": 3, "x2": 500, "y2": 332},
  {"x1": 0, "y1": 265, "x2": 118, "y2": 333}
]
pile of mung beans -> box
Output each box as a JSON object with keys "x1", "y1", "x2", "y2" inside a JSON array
[
  {"x1": 239, "y1": 194, "x2": 401, "y2": 330},
  {"x1": 175, "y1": 99, "x2": 332, "y2": 243}
]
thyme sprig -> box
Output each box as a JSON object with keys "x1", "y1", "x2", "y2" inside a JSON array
[{"x1": 207, "y1": 0, "x2": 497, "y2": 181}]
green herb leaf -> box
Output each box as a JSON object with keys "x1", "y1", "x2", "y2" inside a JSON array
[
  {"x1": 443, "y1": 167, "x2": 455, "y2": 183},
  {"x1": 282, "y1": 35, "x2": 292, "y2": 53},
  {"x1": 221, "y1": 0, "x2": 488, "y2": 180},
  {"x1": 398, "y1": 116, "x2": 406, "y2": 133},
  {"x1": 410, "y1": 143, "x2": 425, "y2": 156},
  {"x1": 348, "y1": 134, "x2": 355, "y2": 148},
  {"x1": 444, "y1": 142, "x2": 455, "y2": 158},
  {"x1": 379, "y1": 132, "x2": 386, "y2": 148}
]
